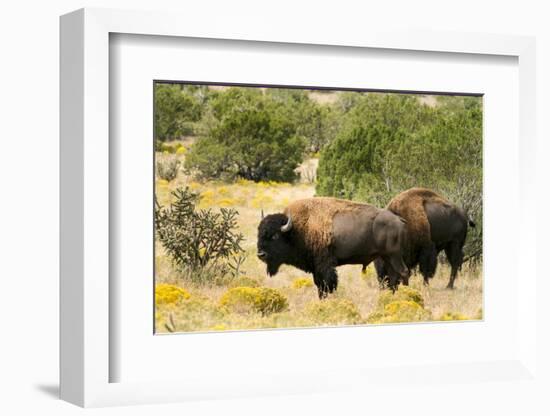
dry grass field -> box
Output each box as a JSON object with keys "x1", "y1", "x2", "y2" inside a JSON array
[{"x1": 154, "y1": 147, "x2": 483, "y2": 334}]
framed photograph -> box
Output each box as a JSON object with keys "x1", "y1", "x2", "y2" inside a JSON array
[
  {"x1": 151, "y1": 81, "x2": 483, "y2": 335},
  {"x1": 60, "y1": 8, "x2": 538, "y2": 408}
]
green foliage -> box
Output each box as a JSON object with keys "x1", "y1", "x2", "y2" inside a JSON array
[
  {"x1": 154, "y1": 84, "x2": 203, "y2": 141},
  {"x1": 219, "y1": 287, "x2": 289, "y2": 315},
  {"x1": 186, "y1": 88, "x2": 307, "y2": 182},
  {"x1": 155, "y1": 187, "x2": 245, "y2": 283},
  {"x1": 156, "y1": 155, "x2": 180, "y2": 181},
  {"x1": 316, "y1": 93, "x2": 483, "y2": 262},
  {"x1": 266, "y1": 89, "x2": 340, "y2": 153}
]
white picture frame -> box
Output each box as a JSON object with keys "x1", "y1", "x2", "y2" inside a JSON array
[{"x1": 60, "y1": 7, "x2": 538, "y2": 408}]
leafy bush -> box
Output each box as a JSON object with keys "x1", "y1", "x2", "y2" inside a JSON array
[
  {"x1": 155, "y1": 187, "x2": 245, "y2": 283},
  {"x1": 185, "y1": 88, "x2": 306, "y2": 182},
  {"x1": 266, "y1": 89, "x2": 340, "y2": 153},
  {"x1": 155, "y1": 84, "x2": 203, "y2": 141},
  {"x1": 156, "y1": 156, "x2": 180, "y2": 181},
  {"x1": 291, "y1": 277, "x2": 314, "y2": 289},
  {"x1": 304, "y1": 299, "x2": 362, "y2": 325},
  {"x1": 219, "y1": 287, "x2": 288, "y2": 315},
  {"x1": 155, "y1": 284, "x2": 191, "y2": 306}
]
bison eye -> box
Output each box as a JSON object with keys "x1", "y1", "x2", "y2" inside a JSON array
[{"x1": 272, "y1": 234, "x2": 280, "y2": 240}]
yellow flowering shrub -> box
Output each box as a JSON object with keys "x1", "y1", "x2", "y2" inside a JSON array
[
  {"x1": 155, "y1": 284, "x2": 191, "y2": 306},
  {"x1": 438, "y1": 312, "x2": 470, "y2": 321},
  {"x1": 236, "y1": 178, "x2": 254, "y2": 187},
  {"x1": 368, "y1": 300, "x2": 431, "y2": 324},
  {"x1": 176, "y1": 145, "x2": 187, "y2": 155},
  {"x1": 377, "y1": 286, "x2": 424, "y2": 308},
  {"x1": 198, "y1": 189, "x2": 216, "y2": 208},
  {"x1": 217, "y1": 186, "x2": 229, "y2": 196},
  {"x1": 157, "y1": 179, "x2": 169, "y2": 187},
  {"x1": 304, "y1": 299, "x2": 363, "y2": 325},
  {"x1": 219, "y1": 287, "x2": 288, "y2": 315},
  {"x1": 291, "y1": 277, "x2": 314, "y2": 289},
  {"x1": 218, "y1": 198, "x2": 237, "y2": 207}
]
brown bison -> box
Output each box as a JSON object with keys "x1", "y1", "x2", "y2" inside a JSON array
[
  {"x1": 374, "y1": 188, "x2": 475, "y2": 289},
  {"x1": 257, "y1": 197, "x2": 410, "y2": 298}
]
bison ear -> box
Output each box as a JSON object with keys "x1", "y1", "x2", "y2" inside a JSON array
[{"x1": 280, "y1": 215, "x2": 293, "y2": 233}]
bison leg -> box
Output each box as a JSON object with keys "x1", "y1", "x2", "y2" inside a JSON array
[
  {"x1": 374, "y1": 258, "x2": 389, "y2": 288},
  {"x1": 444, "y1": 241, "x2": 464, "y2": 289},
  {"x1": 382, "y1": 254, "x2": 410, "y2": 292},
  {"x1": 418, "y1": 243, "x2": 438, "y2": 285},
  {"x1": 313, "y1": 266, "x2": 338, "y2": 299}
]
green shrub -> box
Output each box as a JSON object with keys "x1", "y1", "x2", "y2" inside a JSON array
[
  {"x1": 304, "y1": 298, "x2": 362, "y2": 325},
  {"x1": 219, "y1": 287, "x2": 288, "y2": 315},
  {"x1": 156, "y1": 156, "x2": 180, "y2": 181},
  {"x1": 266, "y1": 89, "x2": 340, "y2": 153},
  {"x1": 155, "y1": 187, "x2": 245, "y2": 283},
  {"x1": 154, "y1": 84, "x2": 203, "y2": 141},
  {"x1": 185, "y1": 88, "x2": 306, "y2": 182}
]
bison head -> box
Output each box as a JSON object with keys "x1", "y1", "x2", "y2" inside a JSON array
[{"x1": 257, "y1": 213, "x2": 294, "y2": 276}]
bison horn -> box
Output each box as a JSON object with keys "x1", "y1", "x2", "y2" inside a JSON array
[
  {"x1": 261, "y1": 209, "x2": 265, "y2": 220},
  {"x1": 281, "y1": 215, "x2": 292, "y2": 233}
]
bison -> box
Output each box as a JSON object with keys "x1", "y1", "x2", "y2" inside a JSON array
[
  {"x1": 374, "y1": 187, "x2": 475, "y2": 289},
  {"x1": 257, "y1": 197, "x2": 410, "y2": 298}
]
